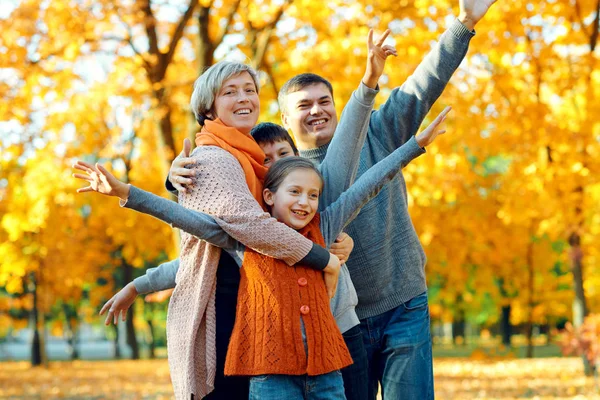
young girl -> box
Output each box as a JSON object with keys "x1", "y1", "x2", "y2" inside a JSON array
[{"x1": 73, "y1": 107, "x2": 447, "y2": 399}]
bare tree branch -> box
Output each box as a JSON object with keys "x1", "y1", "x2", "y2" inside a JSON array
[
  {"x1": 140, "y1": 0, "x2": 160, "y2": 60},
  {"x1": 162, "y1": 0, "x2": 199, "y2": 75},
  {"x1": 215, "y1": 0, "x2": 242, "y2": 46}
]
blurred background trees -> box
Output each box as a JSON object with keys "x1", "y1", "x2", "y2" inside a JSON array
[{"x1": 1, "y1": 0, "x2": 599, "y2": 370}]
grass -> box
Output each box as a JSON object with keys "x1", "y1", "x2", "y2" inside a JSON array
[{"x1": 0, "y1": 357, "x2": 598, "y2": 399}]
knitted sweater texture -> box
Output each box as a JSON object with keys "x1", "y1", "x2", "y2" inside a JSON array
[
  {"x1": 168, "y1": 146, "x2": 317, "y2": 400},
  {"x1": 225, "y1": 214, "x2": 352, "y2": 376}
]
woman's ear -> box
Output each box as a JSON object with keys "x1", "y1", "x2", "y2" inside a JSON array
[{"x1": 263, "y1": 188, "x2": 274, "y2": 206}]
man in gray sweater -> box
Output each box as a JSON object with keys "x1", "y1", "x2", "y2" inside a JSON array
[{"x1": 275, "y1": 1, "x2": 497, "y2": 399}]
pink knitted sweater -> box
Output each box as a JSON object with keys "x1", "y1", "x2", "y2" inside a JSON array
[{"x1": 167, "y1": 146, "x2": 315, "y2": 399}]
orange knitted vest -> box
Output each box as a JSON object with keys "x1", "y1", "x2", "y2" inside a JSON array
[{"x1": 224, "y1": 214, "x2": 353, "y2": 376}]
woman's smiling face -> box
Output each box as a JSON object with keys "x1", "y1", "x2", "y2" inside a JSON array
[{"x1": 212, "y1": 71, "x2": 260, "y2": 134}]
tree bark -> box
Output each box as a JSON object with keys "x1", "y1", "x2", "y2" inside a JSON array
[
  {"x1": 123, "y1": 261, "x2": 140, "y2": 360},
  {"x1": 525, "y1": 237, "x2": 535, "y2": 358},
  {"x1": 501, "y1": 305, "x2": 512, "y2": 346},
  {"x1": 113, "y1": 323, "x2": 121, "y2": 359},
  {"x1": 29, "y1": 273, "x2": 47, "y2": 367}
]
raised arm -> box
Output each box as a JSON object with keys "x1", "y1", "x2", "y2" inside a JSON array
[
  {"x1": 321, "y1": 108, "x2": 450, "y2": 245},
  {"x1": 180, "y1": 146, "x2": 330, "y2": 269},
  {"x1": 123, "y1": 186, "x2": 239, "y2": 251},
  {"x1": 318, "y1": 29, "x2": 396, "y2": 210},
  {"x1": 74, "y1": 161, "x2": 238, "y2": 250},
  {"x1": 369, "y1": 0, "x2": 496, "y2": 152}
]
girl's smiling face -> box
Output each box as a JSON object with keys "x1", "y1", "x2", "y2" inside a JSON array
[{"x1": 263, "y1": 168, "x2": 322, "y2": 230}]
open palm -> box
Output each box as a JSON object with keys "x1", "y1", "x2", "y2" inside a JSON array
[
  {"x1": 73, "y1": 161, "x2": 127, "y2": 198},
  {"x1": 460, "y1": 0, "x2": 497, "y2": 25}
]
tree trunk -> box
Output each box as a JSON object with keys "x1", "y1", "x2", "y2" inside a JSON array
[
  {"x1": 123, "y1": 261, "x2": 140, "y2": 360},
  {"x1": 62, "y1": 304, "x2": 80, "y2": 360},
  {"x1": 153, "y1": 86, "x2": 176, "y2": 168},
  {"x1": 113, "y1": 323, "x2": 121, "y2": 359},
  {"x1": 146, "y1": 318, "x2": 156, "y2": 359},
  {"x1": 452, "y1": 294, "x2": 466, "y2": 346},
  {"x1": 569, "y1": 231, "x2": 593, "y2": 375},
  {"x1": 525, "y1": 237, "x2": 535, "y2": 358},
  {"x1": 501, "y1": 305, "x2": 512, "y2": 346},
  {"x1": 29, "y1": 273, "x2": 46, "y2": 367}
]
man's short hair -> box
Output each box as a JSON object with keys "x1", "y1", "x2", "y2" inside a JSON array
[
  {"x1": 278, "y1": 73, "x2": 334, "y2": 114},
  {"x1": 251, "y1": 122, "x2": 299, "y2": 155}
]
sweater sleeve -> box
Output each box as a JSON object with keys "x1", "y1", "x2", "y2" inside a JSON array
[
  {"x1": 317, "y1": 83, "x2": 377, "y2": 211},
  {"x1": 320, "y1": 137, "x2": 425, "y2": 246},
  {"x1": 179, "y1": 146, "x2": 329, "y2": 269},
  {"x1": 133, "y1": 258, "x2": 179, "y2": 294},
  {"x1": 122, "y1": 185, "x2": 239, "y2": 251},
  {"x1": 368, "y1": 19, "x2": 474, "y2": 154}
]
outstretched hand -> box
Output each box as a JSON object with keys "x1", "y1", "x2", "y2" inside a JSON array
[
  {"x1": 459, "y1": 0, "x2": 498, "y2": 30},
  {"x1": 415, "y1": 106, "x2": 452, "y2": 148},
  {"x1": 99, "y1": 282, "x2": 138, "y2": 326},
  {"x1": 363, "y1": 29, "x2": 398, "y2": 89},
  {"x1": 73, "y1": 161, "x2": 130, "y2": 200}
]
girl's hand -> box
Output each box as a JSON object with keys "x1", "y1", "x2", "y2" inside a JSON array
[
  {"x1": 168, "y1": 138, "x2": 195, "y2": 193},
  {"x1": 416, "y1": 106, "x2": 452, "y2": 148},
  {"x1": 330, "y1": 233, "x2": 354, "y2": 264},
  {"x1": 99, "y1": 282, "x2": 138, "y2": 326},
  {"x1": 73, "y1": 161, "x2": 130, "y2": 200},
  {"x1": 323, "y1": 253, "x2": 341, "y2": 299},
  {"x1": 362, "y1": 29, "x2": 398, "y2": 89}
]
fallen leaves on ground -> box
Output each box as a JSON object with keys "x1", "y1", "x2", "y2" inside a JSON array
[{"x1": 0, "y1": 357, "x2": 598, "y2": 399}]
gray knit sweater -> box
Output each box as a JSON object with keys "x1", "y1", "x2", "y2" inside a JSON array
[
  {"x1": 133, "y1": 82, "x2": 378, "y2": 334},
  {"x1": 299, "y1": 19, "x2": 475, "y2": 319},
  {"x1": 128, "y1": 137, "x2": 424, "y2": 334}
]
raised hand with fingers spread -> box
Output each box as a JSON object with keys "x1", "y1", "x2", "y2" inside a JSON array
[
  {"x1": 416, "y1": 106, "x2": 452, "y2": 148},
  {"x1": 72, "y1": 161, "x2": 130, "y2": 200},
  {"x1": 363, "y1": 29, "x2": 398, "y2": 89},
  {"x1": 459, "y1": 0, "x2": 498, "y2": 30}
]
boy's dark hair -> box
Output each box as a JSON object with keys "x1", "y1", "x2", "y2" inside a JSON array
[
  {"x1": 263, "y1": 156, "x2": 324, "y2": 195},
  {"x1": 250, "y1": 122, "x2": 299, "y2": 155},
  {"x1": 278, "y1": 73, "x2": 334, "y2": 113}
]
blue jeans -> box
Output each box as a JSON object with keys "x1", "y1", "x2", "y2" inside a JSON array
[
  {"x1": 249, "y1": 371, "x2": 346, "y2": 400},
  {"x1": 360, "y1": 291, "x2": 434, "y2": 400},
  {"x1": 341, "y1": 325, "x2": 368, "y2": 400}
]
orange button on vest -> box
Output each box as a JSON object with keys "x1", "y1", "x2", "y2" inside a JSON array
[
  {"x1": 298, "y1": 277, "x2": 308, "y2": 287},
  {"x1": 300, "y1": 305, "x2": 310, "y2": 315}
]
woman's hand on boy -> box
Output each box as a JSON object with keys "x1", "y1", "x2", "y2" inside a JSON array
[
  {"x1": 99, "y1": 282, "x2": 138, "y2": 326},
  {"x1": 362, "y1": 29, "x2": 397, "y2": 89},
  {"x1": 330, "y1": 233, "x2": 354, "y2": 264},
  {"x1": 169, "y1": 138, "x2": 196, "y2": 193},
  {"x1": 73, "y1": 161, "x2": 130, "y2": 201},
  {"x1": 416, "y1": 106, "x2": 452, "y2": 148}
]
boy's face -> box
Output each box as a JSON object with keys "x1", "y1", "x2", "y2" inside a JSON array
[
  {"x1": 281, "y1": 83, "x2": 338, "y2": 150},
  {"x1": 260, "y1": 140, "x2": 297, "y2": 167}
]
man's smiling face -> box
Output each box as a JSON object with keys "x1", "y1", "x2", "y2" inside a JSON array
[{"x1": 281, "y1": 83, "x2": 338, "y2": 150}]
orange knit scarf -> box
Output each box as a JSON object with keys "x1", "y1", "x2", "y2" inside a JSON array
[
  {"x1": 195, "y1": 119, "x2": 267, "y2": 204},
  {"x1": 225, "y1": 215, "x2": 353, "y2": 376}
]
